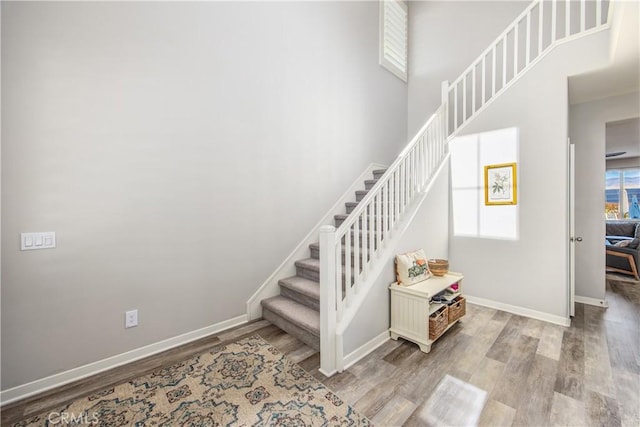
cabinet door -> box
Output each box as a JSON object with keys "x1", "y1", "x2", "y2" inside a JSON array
[{"x1": 391, "y1": 291, "x2": 429, "y2": 341}]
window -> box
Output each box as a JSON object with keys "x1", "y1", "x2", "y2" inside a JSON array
[
  {"x1": 605, "y1": 168, "x2": 640, "y2": 219},
  {"x1": 380, "y1": 0, "x2": 408, "y2": 82}
]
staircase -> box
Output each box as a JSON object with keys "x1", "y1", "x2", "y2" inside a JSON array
[
  {"x1": 252, "y1": 0, "x2": 614, "y2": 377},
  {"x1": 260, "y1": 168, "x2": 387, "y2": 350}
]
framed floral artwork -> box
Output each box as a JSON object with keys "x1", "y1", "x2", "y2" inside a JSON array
[{"x1": 484, "y1": 162, "x2": 517, "y2": 205}]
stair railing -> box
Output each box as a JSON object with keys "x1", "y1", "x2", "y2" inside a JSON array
[
  {"x1": 447, "y1": 0, "x2": 612, "y2": 135},
  {"x1": 319, "y1": 85, "x2": 449, "y2": 376},
  {"x1": 319, "y1": 0, "x2": 614, "y2": 376}
]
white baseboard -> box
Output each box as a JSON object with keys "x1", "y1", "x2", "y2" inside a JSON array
[
  {"x1": 0, "y1": 315, "x2": 248, "y2": 406},
  {"x1": 575, "y1": 295, "x2": 609, "y2": 308},
  {"x1": 465, "y1": 296, "x2": 570, "y2": 327},
  {"x1": 342, "y1": 330, "x2": 390, "y2": 371}
]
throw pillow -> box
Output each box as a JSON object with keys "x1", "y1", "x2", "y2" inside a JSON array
[
  {"x1": 396, "y1": 249, "x2": 431, "y2": 285},
  {"x1": 614, "y1": 240, "x2": 631, "y2": 247}
]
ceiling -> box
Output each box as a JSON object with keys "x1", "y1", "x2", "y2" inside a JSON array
[
  {"x1": 568, "y1": 1, "x2": 640, "y2": 105},
  {"x1": 606, "y1": 117, "x2": 640, "y2": 159}
]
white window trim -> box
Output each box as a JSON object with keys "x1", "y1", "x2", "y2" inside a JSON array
[{"x1": 379, "y1": 0, "x2": 408, "y2": 82}]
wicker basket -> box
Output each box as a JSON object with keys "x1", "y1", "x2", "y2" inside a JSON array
[
  {"x1": 429, "y1": 305, "x2": 449, "y2": 341},
  {"x1": 448, "y1": 296, "x2": 466, "y2": 324}
]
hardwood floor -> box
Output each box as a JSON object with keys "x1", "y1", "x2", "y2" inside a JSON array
[{"x1": 3, "y1": 279, "x2": 638, "y2": 426}]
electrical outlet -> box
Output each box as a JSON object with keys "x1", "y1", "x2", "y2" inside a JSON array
[{"x1": 125, "y1": 310, "x2": 138, "y2": 328}]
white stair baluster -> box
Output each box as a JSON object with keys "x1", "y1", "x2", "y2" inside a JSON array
[
  {"x1": 502, "y1": 35, "x2": 507, "y2": 87},
  {"x1": 482, "y1": 56, "x2": 487, "y2": 107},
  {"x1": 552, "y1": 0, "x2": 557, "y2": 42},
  {"x1": 345, "y1": 225, "x2": 352, "y2": 305},
  {"x1": 538, "y1": 0, "x2": 544, "y2": 54},
  {"x1": 566, "y1": 0, "x2": 571, "y2": 37},
  {"x1": 353, "y1": 214, "x2": 360, "y2": 292},
  {"x1": 526, "y1": 10, "x2": 531, "y2": 66},
  {"x1": 361, "y1": 210, "x2": 368, "y2": 278},
  {"x1": 492, "y1": 46, "x2": 497, "y2": 97},
  {"x1": 514, "y1": 22, "x2": 519, "y2": 76}
]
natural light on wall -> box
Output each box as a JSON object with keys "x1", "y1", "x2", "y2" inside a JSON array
[{"x1": 450, "y1": 127, "x2": 519, "y2": 240}]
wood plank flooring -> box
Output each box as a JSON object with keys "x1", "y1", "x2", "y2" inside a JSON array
[{"x1": 3, "y1": 278, "x2": 638, "y2": 426}]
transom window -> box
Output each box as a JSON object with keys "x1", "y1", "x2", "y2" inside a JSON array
[{"x1": 380, "y1": 0, "x2": 408, "y2": 82}]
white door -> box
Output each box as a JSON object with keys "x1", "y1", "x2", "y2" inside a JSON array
[{"x1": 568, "y1": 142, "x2": 576, "y2": 317}]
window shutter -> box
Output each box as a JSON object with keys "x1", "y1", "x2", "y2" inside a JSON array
[{"x1": 380, "y1": 0, "x2": 408, "y2": 82}]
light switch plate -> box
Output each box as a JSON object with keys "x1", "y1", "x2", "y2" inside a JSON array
[{"x1": 21, "y1": 232, "x2": 56, "y2": 250}]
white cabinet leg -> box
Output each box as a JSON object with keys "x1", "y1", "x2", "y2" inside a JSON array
[{"x1": 418, "y1": 342, "x2": 432, "y2": 353}]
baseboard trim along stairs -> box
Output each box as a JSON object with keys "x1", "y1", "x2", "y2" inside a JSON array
[
  {"x1": 260, "y1": 168, "x2": 388, "y2": 351},
  {"x1": 246, "y1": 163, "x2": 388, "y2": 321}
]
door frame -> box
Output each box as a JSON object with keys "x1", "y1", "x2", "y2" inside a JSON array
[{"x1": 568, "y1": 141, "x2": 576, "y2": 317}]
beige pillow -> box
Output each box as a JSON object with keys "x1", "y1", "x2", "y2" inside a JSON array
[{"x1": 396, "y1": 249, "x2": 431, "y2": 285}]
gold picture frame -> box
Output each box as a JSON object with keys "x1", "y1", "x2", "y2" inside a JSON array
[{"x1": 484, "y1": 162, "x2": 517, "y2": 205}]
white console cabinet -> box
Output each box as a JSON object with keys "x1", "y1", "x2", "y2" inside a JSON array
[{"x1": 389, "y1": 272, "x2": 464, "y2": 353}]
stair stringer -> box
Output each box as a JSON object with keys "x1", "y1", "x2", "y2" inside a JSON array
[
  {"x1": 246, "y1": 163, "x2": 387, "y2": 321},
  {"x1": 331, "y1": 154, "x2": 450, "y2": 373}
]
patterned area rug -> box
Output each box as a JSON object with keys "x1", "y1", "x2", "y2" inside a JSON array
[{"x1": 14, "y1": 336, "x2": 370, "y2": 426}]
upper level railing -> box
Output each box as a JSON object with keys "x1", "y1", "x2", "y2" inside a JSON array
[{"x1": 447, "y1": 0, "x2": 611, "y2": 134}]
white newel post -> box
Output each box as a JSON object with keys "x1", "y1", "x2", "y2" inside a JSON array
[{"x1": 319, "y1": 225, "x2": 338, "y2": 376}]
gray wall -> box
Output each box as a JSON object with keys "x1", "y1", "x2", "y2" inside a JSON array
[
  {"x1": 570, "y1": 92, "x2": 640, "y2": 301},
  {"x1": 407, "y1": 0, "x2": 527, "y2": 136},
  {"x1": 1, "y1": 1, "x2": 407, "y2": 389},
  {"x1": 448, "y1": 28, "x2": 610, "y2": 320}
]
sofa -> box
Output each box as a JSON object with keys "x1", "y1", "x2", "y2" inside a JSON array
[{"x1": 605, "y1": 220, "x2": 640, "y2": 280}]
